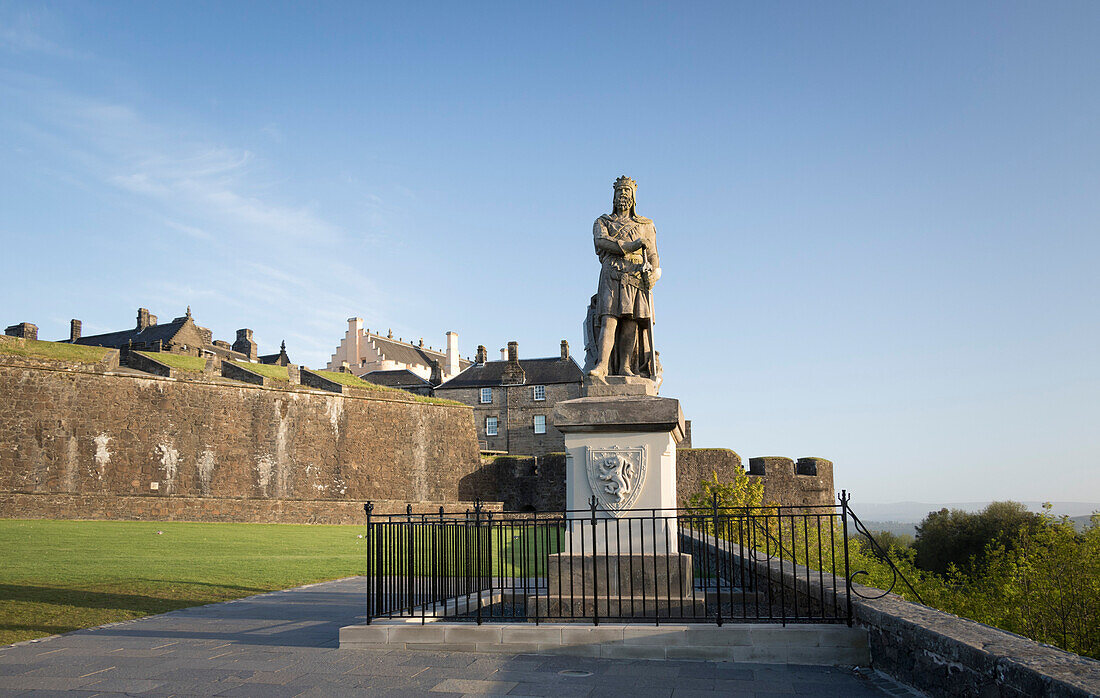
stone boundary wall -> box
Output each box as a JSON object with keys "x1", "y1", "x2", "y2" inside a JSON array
[
  {"x1": 0, "y1": 493, "x2": 498, "y2": 525},
  {"x1": 221, "y1": 361, "x2": 266, "y2": 386},
  {"x1": 126, "y1": 350, "x2": 173, "y2": 377},
  {"x1": 460, "y1": 455, "x2": 568, "y2": 511},
  {"x1": 0, "y1": 356, "x2": 485, "y2": 523},
  {"x1": 681, "y1": 529, "x2": 1100, "y2": 697}
]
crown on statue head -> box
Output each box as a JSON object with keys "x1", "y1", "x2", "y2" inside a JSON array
[{"x1": 613, "y1": 175, "x2": 637, "y2": 192}]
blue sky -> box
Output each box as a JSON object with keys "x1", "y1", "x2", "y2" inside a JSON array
[{"x1": 2, "y1": 1, "x2": 1097, "y2": 503}]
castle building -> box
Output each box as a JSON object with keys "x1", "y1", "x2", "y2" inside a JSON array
[
  {"x1": 70, "y1": 307, "x2": 281, "y2": 365},
  {"x1": 327, "y1": 317, "x2": 471, "y2": 381},
  {"x1": 433, "y1": 340, "x2": 584, "y2": 455}
]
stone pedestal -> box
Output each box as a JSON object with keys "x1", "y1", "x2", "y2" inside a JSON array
[
  {"x1": 552, "y1": 390, "x2": 685, "y2": 552},
  {"x1": 541, "y1": 389, "x2": 691, "y2": 618}
]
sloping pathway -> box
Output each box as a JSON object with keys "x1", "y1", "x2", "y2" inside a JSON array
[{"x1": 0, "y1": 576, "x2": 906, "y2": 696}]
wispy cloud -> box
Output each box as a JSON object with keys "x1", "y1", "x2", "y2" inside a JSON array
[
  {"x1": 0, "y1": 7, "x2": 84, "y2": 58},
  {"x1": 2, "y1": 64, "x2": 388, "y2": 367}
]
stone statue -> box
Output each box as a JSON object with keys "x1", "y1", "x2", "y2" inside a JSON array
[{"x1": 583, "y1": 176, "x2": 662, "y2": 386}]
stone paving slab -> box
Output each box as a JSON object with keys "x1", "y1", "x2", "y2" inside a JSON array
[{"x1": 0, "y1": 576, "x2": 909, "y2": 696}]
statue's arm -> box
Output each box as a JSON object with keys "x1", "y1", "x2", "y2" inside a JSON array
[
  {"x1": 645, "y1": 225, "x2": 661, "y2": 283},
  {"x1": 593, "y1": 219, "x2": 626, "y2": 256}
]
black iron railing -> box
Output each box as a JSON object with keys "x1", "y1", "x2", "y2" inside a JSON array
[{"x1": 363, "y1": 497, "x2": 859, "y2": 626}]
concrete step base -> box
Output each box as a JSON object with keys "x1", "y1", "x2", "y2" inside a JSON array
[{"x1": 339, "y1": 622, "x2": 870, "y2": 665}]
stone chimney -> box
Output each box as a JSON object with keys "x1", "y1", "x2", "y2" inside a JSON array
[
  {"x1": 429, "y1": 359, "x2": 443, "y2": 385},
  {"x1": 560, "y1": 339, "x2": 570, "y2": 360},
  {"x1": 476, "y1": 345, "x2": 488, "y2": 364},
  {"x1": 501, "y1": 341, "x2": 525, "y2": 385},
  {"x1": 70, "y1": 319, "x2": 82, "y2": 342},
  {"x1": 136, "y1": 308, "x2": 156, "y2": 330},
  {"x1": 4, "y1": 322, "x2": 37, "y2": 340},
  {"x1": 233, "y1": 328, "x2": 258, "y2": 360},
  {"x1": 349, "y1": 317, "x2": 362, "y2": 362},
  {"x1": 445, "y1": 331, "x2": 459, "y2": 377},
  {"x1": 500, "y1": 348, "x2": 507, "y2": 360}
]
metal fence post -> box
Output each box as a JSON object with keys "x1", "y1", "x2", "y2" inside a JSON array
[
  {"x1": 364, "y1": 501, "x2": 373, "y2": 624},
  {"x1": 712, "y1": 491, "x2": 723, "y2": 627},
  {"x1": 474, "y1": 499, "x2": 483, "y2": 625},
  {"x1": 590, "y1": 495, "x2": 599, "y2": 626},
  {"x1": 840, "y1": 490, "x2": 853, "y2": 627}
]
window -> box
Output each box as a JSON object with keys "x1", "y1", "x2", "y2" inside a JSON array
[
  {"x1": 533, "y1": 415, "x2": 546, "y2": 434},
  {"x1": 480, "y1": 387, "x2": 492, "y2": 404},
  {"x1": 485, "y1": 417, "x2": 498, "y2": 436},
  {"x1": 533, "y1": 385, "x2": 546, "y2": 401}
]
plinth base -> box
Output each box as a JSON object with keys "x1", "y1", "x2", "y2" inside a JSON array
[
  {"x1": 582, "y1": 374, "x2": 657, "y2": 397},
  {"x1": 533, "y1": 552, "x2": 699, "y2": 619},
  {"x1": 525, "y1": 595, "x2": 707, "y2": 619},
  {"x1": 547, "y1": 553, "x2": 694, "y2": 597}
]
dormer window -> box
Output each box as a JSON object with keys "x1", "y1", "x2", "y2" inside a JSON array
[
  {"x1": 480, "y1": 387, "x2": 492, "y2": 403},
  {"x1": 533, "y1": 385, "x2": 545, "y2": 401}
]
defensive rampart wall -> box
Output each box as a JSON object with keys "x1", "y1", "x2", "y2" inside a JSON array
[
  {"x1": 0, "y1": 356, "x2": 483, "y2": 523},
  {"x1": 462, "y1": 448, "x2": 834, "y2": 512}
]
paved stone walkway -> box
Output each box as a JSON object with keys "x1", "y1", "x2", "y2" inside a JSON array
[{"x1": 0, "y1": 577, "x2": 903, "y2": 697}]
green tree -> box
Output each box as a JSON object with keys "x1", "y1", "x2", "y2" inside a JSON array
[
  {"x1": 686, "y1": 469, "x2": 765, "y2": 511},
  {"x1": 913, "y1": 501, "x2": 1039, "y2": 575}
]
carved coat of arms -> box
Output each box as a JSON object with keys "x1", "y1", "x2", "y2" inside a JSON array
[{"x1": 585, "y1": 446, "x2": 647, "y2": 515}]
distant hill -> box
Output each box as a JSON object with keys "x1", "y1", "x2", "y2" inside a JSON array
[
  {"x1": 853, "y1": 501, "x2": 1100, "y2": 524},
  {"x1": 862, "y1": 513, "x2": 1096, "y2": 540},
  {"x1": 862, "y1": 520, "x2": 918, "y2": 538}
]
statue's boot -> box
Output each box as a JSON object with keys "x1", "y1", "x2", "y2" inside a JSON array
[{"x1": 588, "y1": 364, "x2": 608, "y2": 378}]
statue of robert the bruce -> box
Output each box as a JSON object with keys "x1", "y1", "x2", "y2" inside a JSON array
[{"x1": 583, "y1": 175, "x2": 662, "y2": 383}]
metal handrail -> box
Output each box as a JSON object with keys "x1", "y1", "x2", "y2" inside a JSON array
[{"x1": 840, "y1": 491, "x2": 926, "y2": 605}]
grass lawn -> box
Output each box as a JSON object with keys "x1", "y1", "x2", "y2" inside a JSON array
[
  {"x1": 0, "y1": 339, "x2": 110, "y2": 364},
  {"x1": 138, "y1": 351, "x2": 206, "y2": 373},
  {"x1": 0, "y1": 519, "x2": 369, "y2": 646},
  {"x1": 230, "y1": 361, "x2": 289, "y2": 382},
  {"x1": 0, "y1": 519, "x2": 562, "y2": 646}
]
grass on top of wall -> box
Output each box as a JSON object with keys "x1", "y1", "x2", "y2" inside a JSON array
[
  {"x1": 0, "y1": 338, "x2": 110, "y2": 364},
  {"x1": 312, "y1": 369, "x2": 373, "y2": 387},
  {"x1": 230, "y1": 361, "x2": 289, "y2": 382},
  {"x1": 137, "y1": 351, "x2": 206, "y2": 373},
  {"x1": 0, "y1": 519, "x2": 369, "y2": 646},
  {"x1": 313, "y1": 369, "x2": 465, "y2": 406}
]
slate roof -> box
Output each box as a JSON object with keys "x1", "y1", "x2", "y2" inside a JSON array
[
  {"x1": 74, "y1": 318, "x2": 189, "y2": 349},
  {"x1": 436, "y1": 357, "x2": 583, "y2": 389},
  {"x1": 359, "y1": 369, "x2": 432, "y2": 389},
  {"x1": 365, "y1": 333, "x2": 472, "y2": 371}
]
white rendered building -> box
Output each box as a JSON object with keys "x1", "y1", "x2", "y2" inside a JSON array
[{"x1": 326, "y1": 317, "x2": 470, "y2": 381}]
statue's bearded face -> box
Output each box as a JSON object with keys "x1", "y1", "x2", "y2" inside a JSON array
[{"x1": 614, "y1": 188, "x2": 634, "y2": 214}]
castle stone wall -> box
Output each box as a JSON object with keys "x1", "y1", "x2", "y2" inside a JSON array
[
  {"x1": 676, "y1": 448, "x2": 744, "y2": 505},
  {"x1": 461, "y1": 448, "x2": 833, "y2": 513},
  {"x1": 749, "y1": 456, "x2": 834, "y2": 508},
  {"x1": 0, "y1": 356, "x2": 483, "y2": 523}
]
